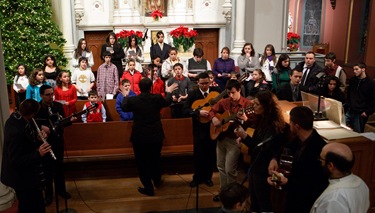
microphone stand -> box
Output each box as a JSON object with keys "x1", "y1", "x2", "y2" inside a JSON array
[
  {"x1": 314, "y1": 74, "x2": 327, "y2": 120},
  {"x1": 241, "y1": 146, "x2": 264, "y2": 185}
]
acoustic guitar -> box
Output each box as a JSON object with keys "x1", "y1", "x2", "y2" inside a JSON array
[
  {"x1": 210, "y1": 105, "x2": 254, "y2": 140},
  {"x1": 191, "y1": 73, "x2": 249, "y2": 123},
  {"x1": 48, "y1": 103, "x2": 98, "y2": 133}
]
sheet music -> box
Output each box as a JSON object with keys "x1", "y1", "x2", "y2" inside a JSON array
[
  {"x1": 316, "y1": 128, "x2": 360, "y2": 140},
  {"x1": 360, "y1": 132, "x2": 375, "y2": 141},
  {"x1": 313, "y1": 120, "x2": 341, "y2": 129},
  {"x1": 15, "y1": 83, "x2": 24, "y2": 90}
]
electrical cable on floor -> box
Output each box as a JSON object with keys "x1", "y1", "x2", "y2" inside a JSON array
[
  {"x1": 64, "y1": 149, "x2": 101, "y2": 213},
  {"x1": 175, "y1": 172, "x2": 217, "y2": 213}
]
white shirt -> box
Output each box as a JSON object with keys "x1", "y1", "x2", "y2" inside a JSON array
[
  {"x1": 310, "y1": 174, "x2": 369, "y2": 213},
  {"x1": 13, "y1": 75, "x2": 29, "y2": 93}
]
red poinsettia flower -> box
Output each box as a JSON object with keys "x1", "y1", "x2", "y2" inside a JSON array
[
  {"x1": 151, "y1": 9, "x2": 163, "y2": 20},
  {"x1": 170, "y1": 26, "x2": 198, "y2": 52},
  {"x1": 287, "y1": 32, "x2": 300, "y2": 51},
  {"x1": 116, "y1": 30, "x2": 143, "y2": 48}
]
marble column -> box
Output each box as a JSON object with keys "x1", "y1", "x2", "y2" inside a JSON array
[
  {"x1": 61, "y1": 0, "x2": 75, "y2": 71},
  {"x1": 0, "y1": 30, "x2": 16, "y2": 211},
  {"x1": 231, "y1": 0, "x2": 246, "y2": 58}
]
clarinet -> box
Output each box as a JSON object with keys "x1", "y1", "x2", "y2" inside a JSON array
[{"x1": 31, "y1": 118, "x2": 57, "y2": 160}]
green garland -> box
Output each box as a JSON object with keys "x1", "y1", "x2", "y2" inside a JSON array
[{"x1": 0, "y1": 0, "x2": 67, "y2": 85}]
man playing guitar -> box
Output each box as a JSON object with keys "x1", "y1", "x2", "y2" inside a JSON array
[
  {"x1": 182, "y1": 72, "x2": 221, "y2": 188},
  {"x1": 207, "y1": 79, "x2": 252, "y2": 201}
]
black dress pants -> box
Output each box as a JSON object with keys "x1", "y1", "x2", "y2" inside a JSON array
[
  {"x1": 132, "y1": 140, "x2": 163, "y2": 192},
  {"x1": 16, "y1": 188, "x2": 45, "y2": 213}
]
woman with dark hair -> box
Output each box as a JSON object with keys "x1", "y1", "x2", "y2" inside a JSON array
[
  {"x1": 213, "y1": 46, "x2": 235, "y2": 90},
  {"x1": 124, "y1": 35, "x2": 144, "y2": 72},
  {"x1": 237, "y1": 43, "x2": 260, "y2": 77},
  {"x1": 72, "y1": 38, "x2": 94, "y2": 73},
  {"x1": 43, "y1": 54, "x2": 61, "y2": 89},
  {"x1": 245, "y1": 69, "x2": 269, "y2": 99},
  {"x1": 13, "y1": 64, "x2": 29, "y2": 108},
  {"x1": 235, "y1": 91, "x2": 286, "y2": 212},
  {"x1": 101, "y1": 32, "x2": 125, "y2": 78},
  {"x1": 272, "y1": 53, "x2": 291, "y2": 92},
  {"x1": 259, "y1": 44, "x2": 277, "y2": 84},
  {"x1": 322, "y1": 76, "x2": 346, "y2": 106}
]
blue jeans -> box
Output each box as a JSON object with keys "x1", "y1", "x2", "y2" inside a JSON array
[{"x1": 345, "y1": 109, "x2": 368, "y2": 133}]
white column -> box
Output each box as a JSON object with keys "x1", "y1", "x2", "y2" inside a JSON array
[
  {"x1": 0, "y1": 30, "x2": 16, "y2": 211},
  {"x1": 61, "y1": 0, "x2": 75, "y2": 71},
  {"x1": 231, "y1": 0, "x2": 246, "y2": 58}
]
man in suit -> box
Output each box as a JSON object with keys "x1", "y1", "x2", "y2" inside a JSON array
[
  {"x1": 277, "y1": 66, "x2": 303, "y2": 102},
  {"x1": 297, "y1": 51, "x2": 323, "y2": 94},
  {"x1": 35, "y1": 85, "x2": 72, "y2": 206},
  {"x1": 182, "y1": 72, "x2": 221, "y2": 188},
  {"x1": 150, "y1": 31, "x2": 171, "y2": 63},
  {"x1": 120, "y1": 78, "x2": 177, "y2": 196},
  {"x1": 1, "y1": 99, "x2": 51, "y2": 213}
]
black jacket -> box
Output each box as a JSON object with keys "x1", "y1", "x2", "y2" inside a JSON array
[
  {"x1": 297, "y1": 61, "x2": 324, "y2": 94},
  {"x1": 347, "y1": 76, "x2": 375, "y2": 115},
  {"x1": 1, "y1": 113, "x2": 44, "y2": 190},
  {"x1": 150, "y1": 43, "x2": 171, "y2": 62},
  {"x1": 284, "y1": 130, "x2": 329, "y2": 213},
  {"x1": 277, "y1": 83, "x2": 302, "y2": 102},
  {"x1": 121, "y1": 92, "x2": 173, "y2": 143}
]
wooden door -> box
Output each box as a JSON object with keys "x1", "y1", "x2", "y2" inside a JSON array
[
  {"x1": 84, "y1": 31, "x2": 112, "y2": 72},
  {"x1": 194, "y1": 29, "x2": 219, "y2": 67}
]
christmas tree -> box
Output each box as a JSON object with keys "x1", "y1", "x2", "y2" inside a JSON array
[{"x1": 0, "y1": 0, "x2": 67, "y2": 84}]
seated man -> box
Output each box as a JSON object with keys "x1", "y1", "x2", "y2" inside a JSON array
[
  {"x1": 277, "y1": 66, "x2": 303, "y2": 102},
  {"x1": 311, "y1": 143, "x2": 370, "y2": 213},
  {"x1": 186, "y1": 48, "x2": 212, "y2": 86}
]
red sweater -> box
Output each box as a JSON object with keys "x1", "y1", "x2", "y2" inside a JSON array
[
  {"x1": 85, "y1": 102, "x2": 103, "y2": 122},
  {"x1": 54, "y1": 84, "x2": 77, "y2": 116},
  {"x1": 152, "y1": 78, "x2": 165, "y2": 97},
  {"x1": 121, "y1": 70, "x2": 142, "y2": 95}
]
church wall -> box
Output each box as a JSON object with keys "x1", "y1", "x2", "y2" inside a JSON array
[
  {"x1": 74, "y1": 0, "x2": 227, "y2": 62},
  {"x1": 365, "y1": 0, "x2": 375, "y2": 68},
  {"x1": 251, "y1": 0, "x2": 287, "y2": 53}
]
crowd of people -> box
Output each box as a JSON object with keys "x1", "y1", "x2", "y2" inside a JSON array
[{"x1": 4, "y1": 30, "x2": 375, "y2": 212}]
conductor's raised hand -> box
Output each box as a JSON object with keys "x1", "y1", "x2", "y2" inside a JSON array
[{"x1": 166, "y1": 83, "x2": 178, "y2": 93}]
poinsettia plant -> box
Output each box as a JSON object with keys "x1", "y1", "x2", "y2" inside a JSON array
[
  {"x1": 116, "y1": 30, "x2": 143, "y2": 48},
  {"x1": 287, "y1": 32, "x2": 300, "y2": 51},
  {"x1": 150, "y1": 9, "x2": 163, "y2": 20},
  {"x1": 169, "y1": 26, "x2": 198, "y2": 52}
]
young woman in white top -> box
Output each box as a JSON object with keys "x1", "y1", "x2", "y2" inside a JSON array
[
  {"x1": 161, "y1": 47, "x2": 187, "y2": 80},
  {"x1": 72, "y1": 38, "x2": 94, "y2": 75},
  {"x1": 124, "y1": 35, "x2": 144, "y2": 72},
  {"x1": 13, "y1": 64, "x2": 29, "y2": 108},
  {"x1": 259, "y1": 44, "x2": 277, "y2": 85}
]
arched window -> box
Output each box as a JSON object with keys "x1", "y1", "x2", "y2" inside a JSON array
[{"x1": 302, "y1": 0, "x2": 322, "y2": 48}]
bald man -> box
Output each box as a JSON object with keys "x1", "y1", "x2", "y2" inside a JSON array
[{"x1": 311, "y1": 143, "x2": 370, "y2": 213}]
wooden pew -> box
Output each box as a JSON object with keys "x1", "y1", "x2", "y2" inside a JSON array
[
  {"x1": 64, "y1": 118, "x2": 193, "y2": 162},
  {"x1": 74, "y1": 99, "x2": 172, "y2": 122}
]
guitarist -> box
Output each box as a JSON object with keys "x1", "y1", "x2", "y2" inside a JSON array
[
  {"x1": 34, "y1": 85, "x2": 74, "y2": 206},
  {"x1": 182, "y1": 72, "x2": 221, "y2": 188},
  {"x1": 208, "y1": 79, "x2": 252, "y2": 201}
]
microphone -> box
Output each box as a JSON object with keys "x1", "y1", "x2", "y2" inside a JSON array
[{"x1": 256, "y1": 136, "x2": 273, "y2": 147}]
